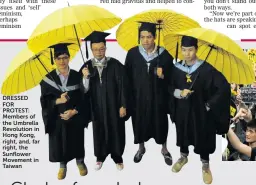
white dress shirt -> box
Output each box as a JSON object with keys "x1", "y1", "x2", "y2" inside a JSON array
[
  {"x1": 56, "y1": 68, "x2": 70, "y2": 91},
  {"x1": 83, "y1": 57, "x2": 106, "y2": 93}
]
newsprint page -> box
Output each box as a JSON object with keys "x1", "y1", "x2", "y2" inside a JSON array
[{"x1": 0, "y1": 0, "x2": 256, "y2": 185}]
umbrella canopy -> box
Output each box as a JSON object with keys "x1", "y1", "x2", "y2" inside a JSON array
[
  {"x1": 1, "y1": 42, "x2": 80, "y2": 95},
  {"x1": 164, "y1": 28, "x2": 254, "y2": 85},
  {"x1": 116, "y1": 9, "x2": 200, "y2": 51},
  {"x1": 27, "y1": 4, "x2": 121, "y2": 56}
]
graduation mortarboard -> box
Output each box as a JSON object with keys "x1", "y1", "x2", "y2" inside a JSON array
[
  {"x1": 48, "y1": 43, "x2": 72, "y2": 65},
  {"x1": 84, "y1": 31, "x2": 110, "y2": 59},
  {"x1": 138, "y1": 21, "x2": 161, "y2": 44},
  {"x1": 181, "y1": 36, "x2": 198, "y2": 48},
  {"x1": 138, "y1": 21, "x2": 157, "y2": 34}
]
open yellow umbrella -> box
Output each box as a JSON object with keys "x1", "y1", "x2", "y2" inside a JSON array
[
  {"x1": 247, "y1": 49, "x2": 256, "y2": 82},
  {"x1": 116, "y1": 9, "x2": 200, "y2": 51},
  {"x1": 27, "y1": 4, "x2": 121, "y2": 62},
  {"x1": 1, "y1": 41, "x2": 80, "y2": 95},
  {"x1": 164, "y1": 28, "x2": 254, "y2": 85}
]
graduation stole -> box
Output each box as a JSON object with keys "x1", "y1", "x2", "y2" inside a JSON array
[
  {"x1": 42, "y1": 76, "x2": 80, "y2": 92},
  {"x1": 174, "y1": 60, "x2": 204, "y2": 84},
  {"x1": 91, "y1": 57, "x2": 111, "y2": 84},
  {"x1": 91, "y1": 57, "x2": 110, "y2": 68}
]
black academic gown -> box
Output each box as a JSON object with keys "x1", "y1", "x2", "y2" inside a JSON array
[
  {"x1": 124, "y1": 46, "x2": 174, "y2": 144},
  {"x1": 40, "y1": 69, "x2": 90, "y2": 162},
  {"x1": 169, "y1": 62, "x2": 231, "y2": 155},
  {"x1": 79, "y1": 58, "x2": 129, "y2": 158}
]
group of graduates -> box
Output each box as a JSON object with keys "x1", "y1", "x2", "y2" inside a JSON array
[{"x1": 40, "y1": 22, "x2": 232, "y2": 184}]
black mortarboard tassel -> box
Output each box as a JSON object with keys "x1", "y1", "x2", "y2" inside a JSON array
[
  {"x1": 85, "y1": 40, "x2": 89, "y2": 59},
  {"x1": 50, "y1": 48, "x2": 54, "y2": 65},
  {"x1": 175, "y1": 42, "x2": 179, "y2": 62},
  {"x1": 138, "y1": 26, "x2": 140, "y2": 44},
  {"x1": 181, "y1": 36, "x2": 198, "y2": 48}
]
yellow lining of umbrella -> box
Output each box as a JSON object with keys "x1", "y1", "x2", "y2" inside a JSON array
[
  {"x1": 1, "y1": 41, "x2": 80, "y2": 95},
  {"x1": 116, "y1": 9, "x2": 201, "y2": 51},
  {"x1": 27, "y1": 4, "x2": 122, "y2": 54}
]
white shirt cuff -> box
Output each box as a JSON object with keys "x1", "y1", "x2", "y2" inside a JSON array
[
  {"x1": 174, "y1": 89, "x2": 182, "y2": 99},
  {"x1": 83, "y1": 77, "x2": 90, "y2": 93}
]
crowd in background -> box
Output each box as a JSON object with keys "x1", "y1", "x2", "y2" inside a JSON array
[{"x1": 224, "y1": 62, "x2": 256, "y2": 161}]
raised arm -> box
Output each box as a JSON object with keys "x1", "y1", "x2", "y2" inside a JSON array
[{"x1": 227, "y1": 128, "x2": 252, "y2": 157}]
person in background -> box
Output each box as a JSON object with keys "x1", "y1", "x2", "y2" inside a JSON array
[
  {"x1": 226, "y1": 61, "x2": 256, "y2": 160},
  {"x1": 251, "y1": 62, "x2": 256, "y2": 87},
  {"x1": 227, "y1": 119, "x2": 256, "y2": 161},
  {"x1": 232, "y1": 108, "x2": 254, "y2": 123},
  {"x1": 233, "y1": 61, "x2": 256, "y2": 122},
  {"x1": 226, "y1": 52, "x2": 256, "y2": 161},
  {"x1": 231, "y1": 83, "x2": 239, "y2": 97}
]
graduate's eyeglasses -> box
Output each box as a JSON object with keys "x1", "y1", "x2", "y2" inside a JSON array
[
  {"x1": 92, "y1": 48, "x2": 106, "y2": 53},
  {"x1": 56, "y1": 56, "x2": 69, "y2": 61}
]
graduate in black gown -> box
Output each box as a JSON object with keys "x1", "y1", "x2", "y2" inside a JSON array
[
  {"x1": 79, "y1": 31, "x2": 129, "y2": 171},
  {"x1": 40, "y1": 43, "x2": 90, "y2": 180},
  {"x1": 124, "y1": 22, "x2": 174, "y2": 165},
  {"x1": 169, "y1": 36, "x2": 230, "y2": 184}
]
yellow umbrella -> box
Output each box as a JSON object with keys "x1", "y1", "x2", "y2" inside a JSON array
[
  {"x1": 1, "y1": 41, "x2": 80, "y2": 96},
  {"x1": 164, "y1": 28, "x2": 254, "y2": 85},
  {"x1": 27, "y1": 4, "x2": 121, "y2": 61},
  {"x1": 116, "y1": 9, "x2": 200, "y2": 51}
]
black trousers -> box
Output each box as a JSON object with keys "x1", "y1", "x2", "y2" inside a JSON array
[
  {"x1": 97, "y1": 154, "x2": 123, "y2": 163},
  {"x1": 180, "y1": 146, "x2": 209, "y2": 161}
]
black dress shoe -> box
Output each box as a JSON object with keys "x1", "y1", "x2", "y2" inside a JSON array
[
  {"x1": 162, "y1": 152, "x2": 173, "y2": 165},
  {"x1": 134, "y1": 149, "x2": 146, "y2": 163}
]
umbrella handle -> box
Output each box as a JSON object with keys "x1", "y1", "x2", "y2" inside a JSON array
[
  {"x1": 73, "y1": 24, "x2": 86, "y2": 63},
  {"x1": 87, "y1": 67, "x2": 97, "y2": 78},
  {"x1": 204, "y1": 44, "x2": 216, "y2": 62},
  {"x1": 65, "y1": 93, "x2": 70, "y2": 101},
  {"x1": 186, "y1": 45, "x2": 215, "y2": 90},
  {"x1": 36, "y1": 55, "x2": 64, "y2": 93},
  {"x1": 157, "y1": 25, "x2": 160, "y2": 55},
  {"x1": 184, "y1": 91, "x2": 194, "y2": 99},
  {"x1": 36, "y1": 56, "x2": 70, "y2": 102},
  {"x1": 157, "y1": 23, "x2": 161, "y2": 66}
]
